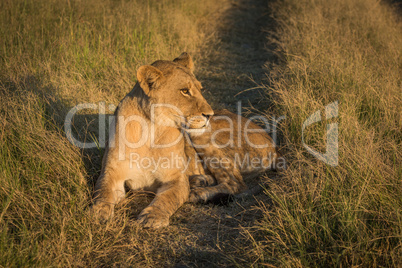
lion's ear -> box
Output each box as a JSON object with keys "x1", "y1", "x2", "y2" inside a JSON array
[
  {"x1": 136, "y1": 65, "x2": 164, "y2": 94},
  {"x1": 173, "y1": 52, "x2": 194, "y2": 72}
]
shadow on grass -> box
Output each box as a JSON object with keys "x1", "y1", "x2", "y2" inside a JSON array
[{"x1": 0, "y1": 75, "x2": 113, "y2": 196}]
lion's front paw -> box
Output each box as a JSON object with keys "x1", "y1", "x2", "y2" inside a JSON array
[
  {"x1": 137, "y1": 206, "x2": 169, "y2": 229},
  {"x1": 91, "y1": 202, "x2": 114, "y2": 222}
]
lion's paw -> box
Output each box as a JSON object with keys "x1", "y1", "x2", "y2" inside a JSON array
[
  {"x1": 189, "y1": 175, "x2": 216, "y2": 189},
  {"x1": 188, "y1": 188, "x2": 209, "y2": 203},
  {"x1": 91, "y1": 202, "x2": 114, "y2": 222},
  {"x1": 137, "y1": 206, "x2": 169, "y2": 229}
]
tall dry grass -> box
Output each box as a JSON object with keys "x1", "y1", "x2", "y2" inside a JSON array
[
  {"x1": 248, "y1": 0, "x2": 402, "y2": 266},
  {"x1": 0, "y1": 0, "x2": 218, "y2": 105},
  {"x1": 0, "y1": 0, "x2": 226, "y2": 266}
]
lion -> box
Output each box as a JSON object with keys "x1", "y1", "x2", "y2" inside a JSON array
[
  {"x1": 92, "y1": 52, "x2": 214, "y2": 228},
  {"x1": 184, "y1": 109, "x2": 286, "y2": 203}
]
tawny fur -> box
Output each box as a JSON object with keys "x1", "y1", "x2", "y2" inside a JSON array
[
  {"x1": 185, "y1": 109, "x2": 286, "y2": 203},
  {"x1": 92, "y1": 53, "x2": 213, "y2": 228}
]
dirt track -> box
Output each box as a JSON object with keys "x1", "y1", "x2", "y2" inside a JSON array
[
  {"x1": 164, "y1": 0, "x2": 277, "y2": 266},
  {"x1": 198, "y1": 0, "x2": 276, "y2": 112}
]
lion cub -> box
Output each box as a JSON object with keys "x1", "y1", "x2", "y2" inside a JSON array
[{"x1": 185, "y1": 109, "x2": 286, "y2": 203}]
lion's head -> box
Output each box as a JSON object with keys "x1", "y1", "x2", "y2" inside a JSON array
[{"x1": 136, "y1": 52, "x2": 213, "y2": 130}]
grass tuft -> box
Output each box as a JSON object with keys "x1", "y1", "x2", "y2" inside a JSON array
[{"x1": 247, "y1": 0, "x2": 402, "y2": 266}]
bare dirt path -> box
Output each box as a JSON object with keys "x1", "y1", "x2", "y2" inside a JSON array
[
  {"x1": 164, "y1": 0, "x2": 277, "y2": 266},
  {"x1": 197, "y1": 0, "x2": 276, "y2": 112}
]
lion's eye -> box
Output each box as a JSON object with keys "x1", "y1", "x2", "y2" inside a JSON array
[{"x1": 180, "y1": 88, "x2": 190, "y2": 96}]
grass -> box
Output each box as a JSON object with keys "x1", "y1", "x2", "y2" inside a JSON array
[
  {"x1": 0, "y1": 0, "x2": 219, "y2": 105},
  {"x1": 1, "y1": 0, "x2": 401, "y2": 266},
  {"x1": 246, "y1": 0, "x2": 402, "y2": 266},
  {"x1": 0, "y1": 0, "x2": 229, "y2": 266}
]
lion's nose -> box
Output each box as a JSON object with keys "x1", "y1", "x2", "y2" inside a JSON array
[
  {"x1": 202, "y1": 113, "x2": 212, "y2": 120},
  {"x1": 199, "y1": 100, "x2": 214, "y2": 119}
]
